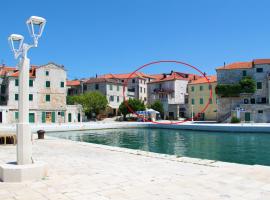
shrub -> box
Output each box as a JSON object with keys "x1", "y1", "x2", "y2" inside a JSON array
[{"x1": 231, "y1": 116, "x2": 240, "y2": 123}]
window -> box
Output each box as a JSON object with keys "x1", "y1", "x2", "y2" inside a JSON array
[
  {"x1": 132, "y1": 79, "x2": 135, "y2": 83},
  {"x1": 209, "y1": 98, "x2": 213, "y2": 104},
  {"x1": 244, "y1": 99, "x2": 249, "y2": 104},
  {"x1": 45, "y1": 71, "x2": 49, "y2": 76},
  {"x1": 242, "y1": 70, "x2": 247, "y2": 76},
  {"x1": 15, "y1": 94, "x2": 19, "y2": 101},
  {"x1": 95, "y1": 84, "x2": 99, "y2": 90},
  {"x1": 1, "y1": 85, "x2": 6, "y2": 93},
  {"x1": 251, "y1": 98, "x2": 255, "y2": 104},
  {"x1": 29, "y1": 80, "x2": 33, "y2": 87},
  {"x1": 45, "y1": 94, "x2": 50, "y2": 102},
  {"x1": 109, "y1": 85, "x2": 113, "y2": 90},
  {"x1": 256, "y1": 68, "x2": 263, "y2": 73},
  {"x1": 60, "y1": 81, "x2": 64, "y2": 88},
  {"x1": 117, "y1": 96, "x2": 120, "y2": 102},
  {"x1": 109, "y1": 96, "x2": 114, "y2": 102},
  {"x1": 46, "y1": 81, "x2": 50, "y2": 88},
  {"x1": 15, "y1": 112, "x2": 18, "y2": 120},
  {"x1": 200, "y1": 98, "x2": 203, "y2": 104},
  {"x1": 15, "y1": 79, "x2": 19, "y2": 86},
  {"x1": 29, "y1": 94, "x2": 33, "y2": 101},
  {"x1": 191, "y1": 86, "x2": 194, "y2": 92},
  {"x1": 192, "y1": 99, "x2": 195, "y2": 105},
  {"x1": 258, "y1": 110, "x2": 263, "y2": 114},
  {"x1": 140, "y1": 87, "x2": 142, "y2": 93},
  {"x1": 257, "y1": 82, "x2": 262, "y2": 89},
  {"x1": 144, "y1": 88, "x2": 146, "y2": 93},
  {"x1": 200, "y1": 86, "x2": 203, "y2": 91},
  {"x1": 261, "y1": 97, "x2": 267, "y2": 104},
  {"x1": 83, "y1": 84, "x2": 87, "y2": 91},
  {"x1": 117, "y1": 85, "x2": 119, "y2": 91}
]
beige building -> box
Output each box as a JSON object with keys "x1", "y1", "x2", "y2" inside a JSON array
[
  {"x1": 188, "y1": 76, "x2": 217, "y2": 121},
  {"x1": 0, "y1": 63, "x2": 82, "y2": 124},
  {"x1": 216, "y1": 59, "x2": 270, "y2": 123}
]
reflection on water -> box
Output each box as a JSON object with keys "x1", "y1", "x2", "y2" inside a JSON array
[{"x1": 48, "y1": 128, "x2": 270, "y2": 166}]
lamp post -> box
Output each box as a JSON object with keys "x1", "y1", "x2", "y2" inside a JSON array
[{"x1": 8, "y1": 16, "x2": 46, "y2": 165}]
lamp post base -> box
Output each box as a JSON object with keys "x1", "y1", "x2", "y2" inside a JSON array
[{"x1": 0, "y1": 161, "x2": 47, "y2": 182}]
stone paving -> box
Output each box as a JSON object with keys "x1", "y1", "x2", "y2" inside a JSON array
[{"x1": 1, "y1": 136, "x2": 270, "y2": 200}]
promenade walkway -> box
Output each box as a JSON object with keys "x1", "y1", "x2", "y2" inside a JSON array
[{"x1": 0, "y1": 136, "x2": 270, "y2": 200}]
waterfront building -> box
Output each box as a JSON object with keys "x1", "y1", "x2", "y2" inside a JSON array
[
  {"x1": 187, "y1": 76, "x2": 217, "y2": 121},
  {"x1": 98, "y1": 72, "x2": 155, "y2": 104},
  {"x1": 0, "y1": 63, "x2": 82, "y2": 124},
  {"x1": 147, "y1": 71, "x2": 200, "y2": 119},
  {"x1": 216, "y1": 59, "x2": 270, "y2": 122}
]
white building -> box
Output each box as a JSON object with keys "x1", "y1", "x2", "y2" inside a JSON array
[
  {"x1": 0, "y1": 63, "x2": 82, "y2": 124},
  {"x1": 98, "y1": 72, "x2": 155, "y2": 104},
  {"x1": 148, "y1": 72, "x2": 200, "y2": 119}
]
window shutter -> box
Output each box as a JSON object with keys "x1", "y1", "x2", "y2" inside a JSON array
[
  {"x1": 42, "y1": 112, "x2": 46, "y2": 123},
  {"x1": 52, "y1": 112, "x2": 56, "y2": 123}
]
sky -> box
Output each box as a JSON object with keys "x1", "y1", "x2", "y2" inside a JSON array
[{"x1": 1, "y1": 0, "x2": 270, "y2": 79}]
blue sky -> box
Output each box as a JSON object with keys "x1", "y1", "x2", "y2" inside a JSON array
[{"x1": 1, "y1": 0, "x2": 270, "y2": 79}]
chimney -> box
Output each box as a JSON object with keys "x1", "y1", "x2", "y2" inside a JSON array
[
  {"x1": 170, "y1": 70, "x2": 174, "y2": 75},
  {"x1": 96, "y1": 73, "x2": 98, "y2": 78},
  {"x1": 224, "y1": 62, "x2": 226, "y2": 68},
  {"x1": 162, "y1": 73, "x2": 166, "y2": 79}
]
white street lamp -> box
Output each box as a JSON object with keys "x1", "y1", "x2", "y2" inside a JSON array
[{"x1": 0, "y1": 16, "x2": 47, "y2": 182}]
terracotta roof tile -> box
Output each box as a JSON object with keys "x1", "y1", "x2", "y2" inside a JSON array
[
  {"x1": 149, "y1": 72, "x2": 201, "y2": 84},
  {"x1": 189, "y1": 75, "x2": 217, "y2": 84},
  {"x1": 66, "y1": 80, "x2": 81, "y2": 86},
  {"x1": 253, "y1": 59, "x2": 270, "y2": 65},
  {"x1": 99, "y1": 72, "x2": 155, "y2": 79},
  {"x1": 85, "y1": 78, "x2": 122, "y2": 84},
  {"x1": 216, "y1": 62, "x2": 252, "y2": 70}
]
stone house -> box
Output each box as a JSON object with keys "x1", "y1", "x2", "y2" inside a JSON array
[
  {"x1": 216, "y1": 59, "x2": 270, "y2": 122},
  {"x1": 147, "y1": 72, "x2": 200, "y2": 119},
  {"x1": 98, "y1": 72, "x2": 155, "y2": 104},
  {"x1": 0, "y1": 63, "x2": 83, "y2": 124},
  {"x1": 187, "y1": 76, "x2": 217, "y2": 121}
]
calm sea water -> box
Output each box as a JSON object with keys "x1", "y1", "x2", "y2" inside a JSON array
[{"x1": 48, "y1": 128, "x2": 270, "y2": 166}]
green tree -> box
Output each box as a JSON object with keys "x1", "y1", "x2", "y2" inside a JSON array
[
  {"x1": 149, "y1": 100, "x2": 164, "y2": 116},
  {"x1": 67, "y1": 92, "x2": 108, "y2": 118},
  {"x1": 239, "y1": 76, "x2": 256, "y2": 93},
  {"x1": 119, "y1": 98, "x2": 145, "y2": 120}
]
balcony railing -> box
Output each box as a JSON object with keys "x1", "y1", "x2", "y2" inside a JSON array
[{"x1": 153, "y1": 88, "x2": 174, "y2": 94}]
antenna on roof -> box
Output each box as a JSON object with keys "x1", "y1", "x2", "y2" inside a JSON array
[{"x1": 1, "y1": 59, "x2": 5, "y2": 67}]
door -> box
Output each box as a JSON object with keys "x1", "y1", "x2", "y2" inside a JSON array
[
  {"x1": 245, "y1": 112, "x2": 251, "y2": 122},
  {"x1": 29, "y1": 113, "x2": 35, "y2": 123},
  {"x1": 46, "y1": 112, "x2": 52, "y2": 123},
  {"x1": 78, "y1": 113, "x2": 81, "y2": 122},
  {"x1": 68, "y1": 113, "x2": 72, "y2": 122},
  {"x1": 0, "y1": 112, "x2": 2, "y2": 123}
]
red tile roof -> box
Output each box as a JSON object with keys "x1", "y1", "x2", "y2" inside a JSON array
[
  {"x1": 66, "y1": 80, "x2": 81, "y2": 86},
  {"x1": 216, "y1": 62, "x2": 252, "y2": 70},
  {"x1": 9, "y1": 66, "x2": 37, "y2": 78},
  {"x1": 189, "y1": 75, "x2": 217, "y2": 85},
  {"x1": 85, "y1": 78, "x2": 122, "y2": 84},
  {"x1": 0, "y1": 66, "x2": 17, "y2": 76},
  {"x1": 99, "y1": 72, "x2": 155, "y2": 79},
  {"x1": 253, "y1": 59, "x2": 270, "y2": 65},
  {"x1": 149, "y1": 72, "x2": 201, "y2": 84}
]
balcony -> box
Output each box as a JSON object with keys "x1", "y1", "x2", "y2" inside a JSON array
[{"x1": 153, "y1": 88, "x2": 174, "y2": 94}]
